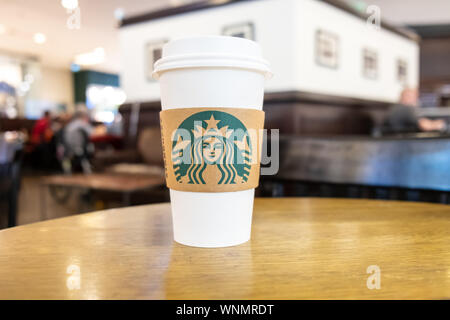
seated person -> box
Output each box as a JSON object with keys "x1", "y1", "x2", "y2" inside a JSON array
[
  {"x1": 62, "y1": 111, "x2": 96, "y2": 173},
  {"x1": 382, "y1": 87, "x2": 446, "y2": 134},
  {"x1": 31, "y1": 110, "x2": 52, "y2": 145},
  {"x1": 30, "y1": 110, "x2": 56, "y2": 169}
]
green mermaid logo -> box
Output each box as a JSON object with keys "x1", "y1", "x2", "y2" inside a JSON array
[{"x1": 171, "y1": 110, "x2": 252, "y2": 185}]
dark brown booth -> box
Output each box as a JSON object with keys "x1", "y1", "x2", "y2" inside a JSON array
[
  {"x1": 260, "y1": 133, "x2": 450, "y2": 204},
  {"x1": 118, "y1": 91, "x2": 391, "y2": 147}
]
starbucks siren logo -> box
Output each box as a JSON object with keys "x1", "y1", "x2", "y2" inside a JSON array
[{"x1": 171, "y1": 110, "x2": 253, "y2": 185}]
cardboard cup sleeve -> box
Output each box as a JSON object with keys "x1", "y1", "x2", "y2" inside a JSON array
[{"x1": 159, "y1": 107, "x2": 265, "y2": 193}]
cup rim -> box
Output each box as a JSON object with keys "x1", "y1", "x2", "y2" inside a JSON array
[
  {"x1": 153, "y1": 53, "x2": 272, "y2": 80},
  {"x1": 152, "y1": 43, "x2": 273, "y2": 80}
]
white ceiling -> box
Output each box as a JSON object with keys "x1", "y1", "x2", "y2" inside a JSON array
[
  {"x1": 0, "y1": 0, "x2": 448, "y2": 73},
  {"x1": 0, "y1": 0, "x2": 181, "y2": 72},
  {"x1": 367, "y1": 0, "x2": 450, "y2": 25}
]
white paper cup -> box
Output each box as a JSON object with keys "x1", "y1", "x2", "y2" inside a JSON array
[{"x1": 153, "y1": 36, "x2": 271, "y2": 247}]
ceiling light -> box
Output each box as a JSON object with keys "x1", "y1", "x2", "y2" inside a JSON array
[
  {"x1": 70, "y1": 63, "x2": 81, "y2": 72},
  {"x1": 0, "y1": 24, "x2": 6, "y2": 34},
  {"x1": 94, "y1": 47, "x2": 105, "y2": 55},
  {"x1": 114, "y1": 8, "x2": 125, "y2": 21},
  {"x1": 74, "y1": 47, "x2": 105, "y2": 66},
  {"x1": 18, "y1": 82, "x2": 30, "y2": 93},
  {"x1": 61, "y1": 0, "x2": 79, "y2": 10},
  {"x1": 24, "y1": 74, "x2": 34, "y2": 84},
  {"x1": 33, "y1": 33, "x2": 46, "y2": 44}
]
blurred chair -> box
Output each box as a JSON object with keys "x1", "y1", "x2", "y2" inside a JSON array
[
  {"x1": 0, "y1": 139, "x2": 23, "y2": 227},
  {"x1": 92, "y1": 126, "x2": 164, "y2": 177}
]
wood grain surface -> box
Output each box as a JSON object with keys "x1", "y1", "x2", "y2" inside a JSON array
[{"x1": 0, "y1": 198, "x2": 449, "y2": 299}]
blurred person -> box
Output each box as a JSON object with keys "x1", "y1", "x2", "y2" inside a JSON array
[
  {"x1": 62, "y1": 111, "x2": 96, "y2": 173},
  {"x1": 30, "y1": 110, "x2": 56, "y2": 170},
  {"x1": 381, "y1": 87, "x2": 447, "y2": 134},
  {"x1": 31, "y1": 110, "x2": 53, "y2": 145},
  {"x1": 64, "y1": 111, "x2": 93, "y2": 151}
]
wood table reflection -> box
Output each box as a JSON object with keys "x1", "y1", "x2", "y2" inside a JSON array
[{"x1": 0, "y1": 198, "x2": 449, "y2": 299}]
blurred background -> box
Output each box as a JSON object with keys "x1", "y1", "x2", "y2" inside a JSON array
[{"x1": 0, "y1": 0, "x2": 449, "y2": 229}]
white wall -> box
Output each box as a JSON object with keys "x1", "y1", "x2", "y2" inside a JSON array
[
  {"x1": 119, "y1": 0, "x2": 295, "y2": 103},
  {"x1": 0, "y1": 55, "x2": 74, "y2": 117},
  {"x1": 25, "y1": 65, "x2": 74, "y2": 118},
  {"x1": 118, "y1": 0, "x2": 419, "y2": 104},
  {"x1": 294, "y1": 0, "x2": 419, "y2": 103},
  {"x1": 0, "y1": 61, "x2": 22, "y2": 87},
  {"x1": 38, "y1": 66, "x2": 74, "y2": 110}
]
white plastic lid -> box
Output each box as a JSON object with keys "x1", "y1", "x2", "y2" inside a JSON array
[{"x1": 153, "y1": 36, "x2": 272, "y2": 79}]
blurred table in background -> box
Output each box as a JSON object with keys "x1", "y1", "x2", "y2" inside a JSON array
[
  {"x1": 1, "y1": 198, "x2": 450, "y2": 299},
  {"x1": 40, "y1": 173, "x2": 165, "y2": 218}
]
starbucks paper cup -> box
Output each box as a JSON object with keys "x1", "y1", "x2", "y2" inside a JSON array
[{"x1": 154, "y1": 36, "x2": 271, "y2": 247}]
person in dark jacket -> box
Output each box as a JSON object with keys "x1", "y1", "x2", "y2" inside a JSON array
[{"x1": 383, "y1": 87, "x2": 446, "y2": 134}]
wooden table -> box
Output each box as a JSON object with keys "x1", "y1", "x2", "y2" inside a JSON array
[
  {"x1": 40, "y1": 173, "x2": 165, "y2": 218},
  {"x1": 1, "y1": 198, "x2": 449, "y2": 299}
]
